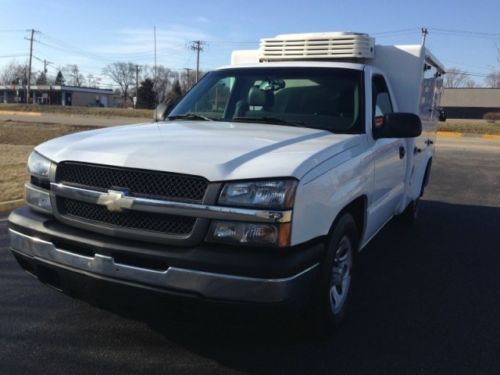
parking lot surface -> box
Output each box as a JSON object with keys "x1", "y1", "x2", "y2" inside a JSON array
[{"x1": 0, "y1": 137, "x2": 499, "y2": 374}]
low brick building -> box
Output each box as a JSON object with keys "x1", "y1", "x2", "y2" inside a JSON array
[{"x1": 0, "y1": 85, "x2": 114, "y2": 107}]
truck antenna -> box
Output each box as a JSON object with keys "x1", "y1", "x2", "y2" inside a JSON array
[
  {"x1": 421, "y1": 27, "x2": 429, "y2": 46},
  {"x1": 153, "y1": 25, "x2": 158, "y2": 122}
]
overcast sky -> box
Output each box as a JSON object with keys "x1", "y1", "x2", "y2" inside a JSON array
[{"x1": 1, "y1": 0, "x2": 499, "y2": 88}]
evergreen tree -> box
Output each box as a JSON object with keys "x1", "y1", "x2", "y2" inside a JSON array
[
  {"x1": 165, "y1": 79, "x2": 182, "y2": 105},
  {"x1": 55, "y1": 71, "x2": 65, "y2": 85},
  {"x1": 36, "y1": 72, "x2": 48, "y2": 85},
  {"x1": 136, "y1": 78, "x2": 156, "y2": 109}
]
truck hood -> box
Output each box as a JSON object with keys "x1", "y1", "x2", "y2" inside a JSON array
[{"x1": 36, "y1": 121, "x2": 362, "y2": 181}]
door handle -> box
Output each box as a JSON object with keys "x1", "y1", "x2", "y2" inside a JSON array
[
  {"x1": 399, "y1": 146, "x2": 406, "y2": 159},
  {"x1": 414, "y1": 146, "x2": 422, "y2": 154},
  {"x1": 425, "y1": 139, "x2": 434, "y2": 146}
]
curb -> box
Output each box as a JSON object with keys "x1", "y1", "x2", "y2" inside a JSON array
[
  {"x1": 436, "y1": 131, "x2": 463, "y2": 138},
  {"x1": 0, "y1": 110, "x2": 42, "y2": 117},
  {"x1": 0, "y1": 199, "x2": 23, "y2": 215},
  {"x1": 436, "y1": 131, "x2": 500, "y2": 140}
]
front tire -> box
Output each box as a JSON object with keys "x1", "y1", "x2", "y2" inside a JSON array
[{"x1": 305, "y1": 213, "x2": 358, "y2": 335}]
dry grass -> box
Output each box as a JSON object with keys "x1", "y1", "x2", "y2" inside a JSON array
[
  {"x1": 1, "y1": 144, "x2": 33, "y2": 202},
  {"x1": 0, "y1": 121, "x2": 101, "y2": 202},
  {"x1": 438, "y1": 119, "x2": 500, "y2": 135},
  {"x1": 0, "y1": 104, "x2": 153, "y2": 119},
  {"x1": 2, "y1": 117, "x2": 499, "y2": 202}
]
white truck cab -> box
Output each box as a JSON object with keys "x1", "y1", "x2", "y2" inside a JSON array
[{"x1": 8, "y1": 32, "x2": 445, "y2": 332}]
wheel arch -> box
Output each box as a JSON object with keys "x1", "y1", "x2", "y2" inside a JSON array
[{"x1": 327, "y1": 195, "x2": 367, "y2": 250}]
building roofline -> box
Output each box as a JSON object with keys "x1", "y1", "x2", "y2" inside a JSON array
[
  {"x1": 0, "y1": 85, "x2": 113, "y2": 94},
  {"x1": 443, "y1": 87, "x2": 500, "y2": 90}
]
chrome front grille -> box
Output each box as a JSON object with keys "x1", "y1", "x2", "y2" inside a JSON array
[
  {"x1": 57, "y1": 198, "x2": 196, "y2": 235},
  {"x1": 52, "y1": 162, "x2": 211, "y2": 244},
  {"x1": 56, "y1": 162, "x2": 208, "y2": 202}
]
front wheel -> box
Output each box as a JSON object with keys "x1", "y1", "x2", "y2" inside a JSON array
[{"x1": 304, "y1": 213, "x2": 358, "y2": 335}]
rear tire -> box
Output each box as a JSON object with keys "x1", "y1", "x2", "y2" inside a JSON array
[{"x1": 304, "y1": 213, "x2": 358, "y2": 336}]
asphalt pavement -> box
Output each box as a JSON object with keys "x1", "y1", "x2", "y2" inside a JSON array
[{"x1": 0, "y1": 137, "x2": 499, "y2": 374}]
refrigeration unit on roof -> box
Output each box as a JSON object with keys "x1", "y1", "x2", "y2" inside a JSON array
[{"x1": 258, "y1": 32, "x2": 375, "y2": 61}]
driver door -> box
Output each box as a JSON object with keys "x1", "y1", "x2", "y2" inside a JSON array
[{"x1": 369, "y1": 75, "x2": 407, "y2": 231}]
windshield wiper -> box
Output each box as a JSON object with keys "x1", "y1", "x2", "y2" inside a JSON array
[
  {"x1": 168, "y1": 113, "x2": 213, "y2": 121},
  {"x1": 232, "y1": 116, "x2": 307, "y2": 127}
]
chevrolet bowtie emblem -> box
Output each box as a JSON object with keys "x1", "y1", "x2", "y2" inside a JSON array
[{"x1": 97, "y1": 190, "x2": 133, "y2": 212}]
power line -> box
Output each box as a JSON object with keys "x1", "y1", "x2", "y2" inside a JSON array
[
  {"x1": 0, "y1": 54, "x2": 28, "y2": 59},
  {"x1": 372, "y1": 28, "x2": 420, "y2": 36},
  {"x1": 0, "y1": 29, "x2": 26, "y2": 33},
  {"x1": 429, "y1": 27, "x2": 500, "y2": 39}
]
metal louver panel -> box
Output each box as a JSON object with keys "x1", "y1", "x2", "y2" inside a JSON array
[{"x1": 259, "y1": 32, "x2": 375, "y2": 61}]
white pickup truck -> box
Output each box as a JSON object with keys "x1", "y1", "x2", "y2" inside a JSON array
[{"x1": 8, "y1": 32, "x2": 445, "y2": 332}]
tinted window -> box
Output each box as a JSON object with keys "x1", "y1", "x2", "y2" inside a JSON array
[
  {"x1": 170, "y1": 68, "x2": 364, "y2": 134},
  {"x1": 372, "y1": 75, "x2": 393, "y2": 117}
]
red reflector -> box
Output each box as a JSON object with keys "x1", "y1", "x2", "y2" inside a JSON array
[{"x1": 374, "y1": 116, "x2": 384, "y2": 128}]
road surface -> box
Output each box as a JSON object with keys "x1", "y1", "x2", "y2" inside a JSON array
[{"x1": 0, "y1": 137, "x2": 499, "y2": 374}]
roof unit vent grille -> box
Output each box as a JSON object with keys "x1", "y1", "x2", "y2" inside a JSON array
[{"x1": 259, "y1": 32, "x2": 375, "y2": 61}]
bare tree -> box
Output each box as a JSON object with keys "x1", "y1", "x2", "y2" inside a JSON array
[
  {"x1": 86, "y1": 73, "x2": 101, "y2": 88},
  {"x1": 464, "y1": 79, "x2": 477, "y2": 88},
  {"x1": 64, "y1": 64, "x2": 84, "y2": 87},
  {"x1": 103, "y1": 62, "x2": 135, "y2": 102},
  {"x1": 154, "y1": 65, "x2": 173, "y2": 103},
  {"x1": 484, "y1": 70, "x2": 500, "y2": 88},
  {"x1": 141, "y1": 64, "x2": 173, "y2": 103},
  {"x1": 444, "y1": 68, "x2": 471, "y2": 88},
  {"x1": 180, "y1": 70, "x2": 198, "y2": 93},
  {"x1": 0, "y1": 60, "x2": 28, "y2": 85}
]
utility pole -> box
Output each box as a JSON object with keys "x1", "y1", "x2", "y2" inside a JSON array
[
  {"x1": 43, "y1": 59, "x2": 53, "y2": 75},
  {"x1": 421, "y1": 27, "x2": 429, "y2": 46},
  {"x1": 25, "y1": 29, "x2": 36, "y2": 104},
  {"x1": 135, "y1": 64, "x2": 140, "y2": 108},
  {"x1": 190, "y1": 40, "x2": 205, "y2": 83}
]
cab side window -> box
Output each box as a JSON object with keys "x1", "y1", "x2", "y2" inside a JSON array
[{"x1": 372, "y1": 75, "x2": 393, "y2": 121}]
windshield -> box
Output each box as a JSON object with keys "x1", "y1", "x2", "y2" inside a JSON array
[{"x1": 169, "y1": 67, "x2": 364, "y2": 133}]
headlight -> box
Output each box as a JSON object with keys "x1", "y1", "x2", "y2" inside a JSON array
[
  {"x1": 218, "y1": 179, "x2": 297, "y2": 209},
  {"x1": 26, "y1": 151, "x2": 53, "y2": 214},
  {"x1": 27, "y1": 151, "x2": 51, "y2": 178}
]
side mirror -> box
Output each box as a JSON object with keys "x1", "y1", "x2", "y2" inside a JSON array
[
  {"x1": 438, "y1": 109, "x2": 447, "y2": 122},
  {"x1": 373, "y1": 112, "x2": 422, "y2": 139},
  {"x1": 154, "y1": 100, "x2": 177, "y2": 121}
]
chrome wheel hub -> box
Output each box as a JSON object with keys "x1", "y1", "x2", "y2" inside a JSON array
[{"x1": 329, "y1": 236, "x2": 353, "y2": 315}]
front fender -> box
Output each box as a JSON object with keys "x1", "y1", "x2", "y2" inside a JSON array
[{"x1": 291, "y1": 145, "x2": 372, "y2": 246}]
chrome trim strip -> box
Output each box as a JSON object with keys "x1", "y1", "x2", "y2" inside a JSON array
[
  {"x1": 51, "y1": 183, "x2": 292, "y2": 223},
  {"x1": 9, "y1": 229, "x2": 318, "y2": 303}
]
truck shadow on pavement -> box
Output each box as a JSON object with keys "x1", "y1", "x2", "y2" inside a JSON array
[
  {"x1": 108, "y1": 199, "x2": 500, "y2": 374},
  {"x1": 0, "y1": 200, "x2": 498, "y2": 374}
]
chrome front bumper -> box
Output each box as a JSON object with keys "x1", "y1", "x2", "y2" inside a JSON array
[{"x1": 9, "y1": 229, "x2": 318, "y2": 304}]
